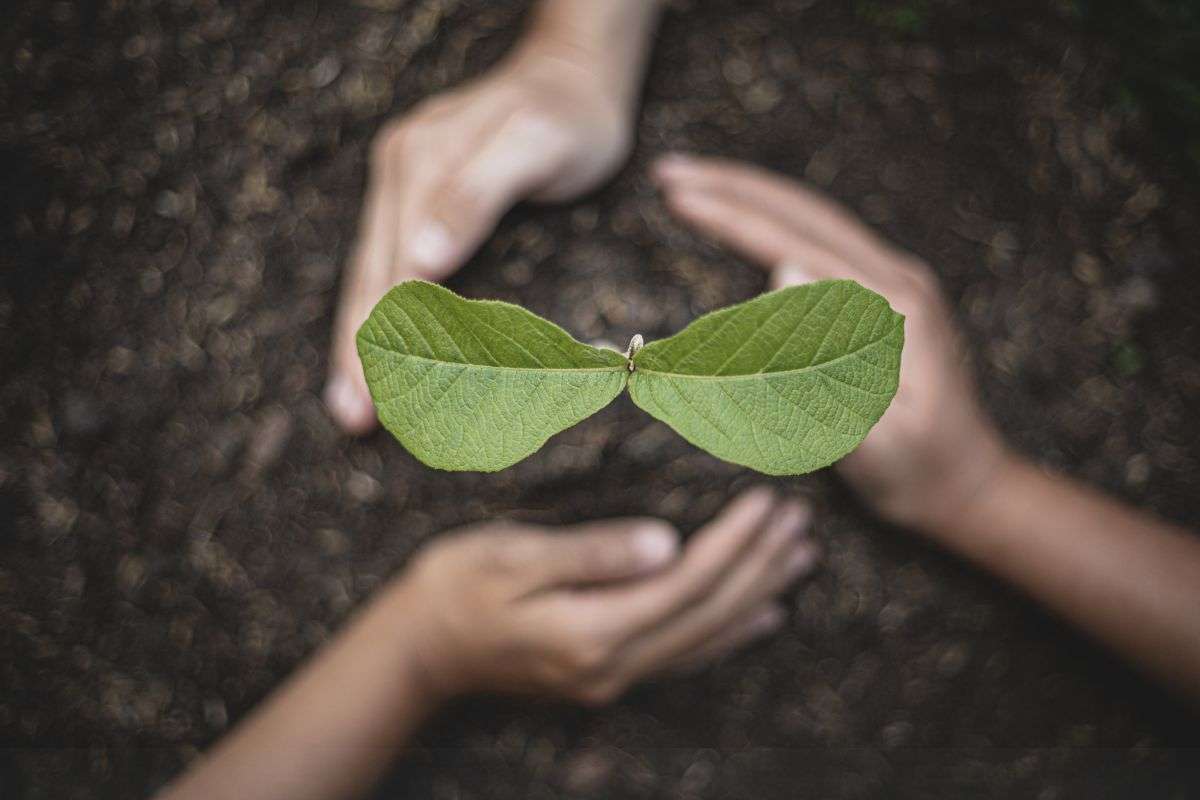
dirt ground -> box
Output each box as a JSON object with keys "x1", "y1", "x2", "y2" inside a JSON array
[{"x1": 2, "y1": 0, "x2": 1199, "y2": 797}]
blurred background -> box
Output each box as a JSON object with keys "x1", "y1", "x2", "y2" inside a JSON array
[{"x1": 2, "y1": 0, "x2": 1199, "y2": 797}]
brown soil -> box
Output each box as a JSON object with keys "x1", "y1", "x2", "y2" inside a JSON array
[{"x1": 2, "y1": 0, "x2": 1198, "y2": 797}]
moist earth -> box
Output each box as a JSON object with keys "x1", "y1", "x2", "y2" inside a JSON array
[{"x1": 2, "y1": 0, "x2": 1199, "y2": 797}]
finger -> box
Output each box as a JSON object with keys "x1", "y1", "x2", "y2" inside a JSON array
[
  {"x1": 388, "y1": 112, "x2": 487, "y2": 281},
  {"x1": 324, "y1": 166, "x2": 400, "y2": 434},
  {"x1": 662, "y1": 602, "x2": 785, "y2": 674},
  {"x1": 616, "y1": 500, "x2": 817, "y2": 676},
  {"x1": 655, "y1": 153, "x2": 896, "y2": 271},
  {"x1": 516, "y1": 518, "x2": 680, "y2": 594},
  {"x1": 662, "y1": 188, "x2": 860, "y2": 284},
  {"x1": 583, "y1": 487, "x2": 778, "y2": 634},
  {"x1": 324, "y1": 95, "x2": 498, "y2": 432},
  {"x1": 771, "y1": 261, "x2": 833, "y2": 290},
  {"x1": 663, "y1": 184, "x2": 906, "y2": 302},
  {"x1": 405, "y1": 111, "x2": 574, "y2": 279}
]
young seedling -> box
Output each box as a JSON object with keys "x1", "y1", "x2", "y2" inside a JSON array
[{"x1": 358, "y1": 280, "x2": 904, "y2": 474}]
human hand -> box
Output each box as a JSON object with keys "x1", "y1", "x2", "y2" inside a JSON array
[
  {"x1": 653, "y1": 155, "x2": 1012, "y2": 533},
  {"x1": 386, "y1": 488, "x2": 817, "y2": 706},
  {"x1": 325, "y1": 40, "x2": 638, "y2": 434}
]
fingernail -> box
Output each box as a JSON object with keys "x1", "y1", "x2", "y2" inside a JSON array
[
  {"x1": 409, "y1": 222, "x2": 455, "y2": 273},
  {"x1": 632, "y1": 524, "x2": 679, "y2": 568},
  {"x1": 735, "y1": 486, "x2": 777, "y2": 521},
  {"x1": 774, "y1": 262, "x2": 813, "y2": 288},
  {"x1": 324, "y1": 376, "x2": 352, "y2": 414},
  {"x1": 324, "y1": 377, "x2": 376, "y2": 432},
  {"x1": 774, "y1": 503, "x2": 810, "y2": 543}
]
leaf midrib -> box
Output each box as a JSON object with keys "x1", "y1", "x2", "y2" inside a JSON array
[
  {"x1": 362, "y1": 318, "x2": 898, "y2": 380},
  {"x1": 635, "y1": 319, "x2": 900, "y2": 381},
  {"x1": 359, "y1": 338, "x2": 627, "y2": 374}
]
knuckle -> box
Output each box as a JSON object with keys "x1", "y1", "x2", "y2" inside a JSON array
[
  {"x1": 411, "y1": 528, "x2": 454, "y2": 562},
  {"x1": 571, "y1": 538, "x2": 620, "y2": 575},
  {"x1": 437, "y1": 176, "x2": 477, "y2": 217},
  {"x1": 481, "y1": 529, "x2": 546, "y2": 577},
  {"x1": 896, "y1": 261, "x2": 940, "y2": 302},
  {"x1": 556, "y1": 618, "x2": 622, "y2": 672},
  {"x1": 370, "y1": 117, "x2": 437, "y2": 169},
  {"x1": 414, "y1": 94, "x2": 453, "y2": 120},
  {"x1": 504, "y1": 105, "x2": 577, "y2": 156},
  {"x1": 413, "y1": 529, "x2": 472, "y2": 571}
]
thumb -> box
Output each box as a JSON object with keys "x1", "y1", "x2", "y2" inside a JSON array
[
  {"x1": 406, "y1": 112, "x2": 573, "y2": 279},
  {"x1": 529, "y1": 519, "x2": 680, "y2": 590}
]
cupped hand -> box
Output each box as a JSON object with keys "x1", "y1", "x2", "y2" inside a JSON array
[
  {"x1": 653, "y1": 155, "x2": 1011, "y2": 531},
  {"x1": 392, "y1": 488, "x2": 817, "y2": 706},
  {"x1": 326, "y1": 44, "x2": 637, "y2": 433}
]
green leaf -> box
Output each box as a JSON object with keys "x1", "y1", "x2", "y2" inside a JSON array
[
  {"x1": 628, "y1": 280, "x2": 904, "y2": 475},
  {"x1": 359, "y1": 279, "x2": 904, "y2": 476},
  {"x1": 357, "y1": 281, "x2": 628, "y2": 472}
]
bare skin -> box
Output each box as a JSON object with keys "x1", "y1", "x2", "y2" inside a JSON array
[
  {"x1": 653, "y1": 153, "x2": 1200, "y2": 701},
  {"x1": 158, "y1": 488, "x2": 819, "y2": 800},
  {"x1": 326, "y1": 0, "x2": 661, "y2": 433}
]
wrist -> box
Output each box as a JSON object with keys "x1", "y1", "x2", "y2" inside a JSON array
[
  {"x1": 359, "y1": 579, "x2": 459, "y2": 716},
  {"x1": 516, "y1": 0, "x2": 659, "y2": 110},
  {"x1": 901, "y1": 428, "x2": 1023, "y2": 538},
  {"x1": 917, "y1": 445, "x2": 1033, "y2": 548},
  {"x1": 508, "y1": 37, "x2": 630, "y2": 114}
]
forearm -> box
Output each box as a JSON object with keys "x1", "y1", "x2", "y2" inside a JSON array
[
  {"x1": 518, "y1": 0, "x2": 662, "y2": 108},
  {"x1": 923, "y1": 454, "x2": 1200, "y2": 701},
  {"x1": 160, "y1": 585, "x2": 437, "y2": 800}
]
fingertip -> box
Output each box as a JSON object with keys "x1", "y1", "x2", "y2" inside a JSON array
[
  {"x1": 736, "y1": 485, "x2": 778, "y2": 512},
  {"x1": 786, "y1": 496, "x2": 815, "y2": 532},
  {"x1": 652, "y1": 151, "x2": 698, "y2": 184},
  {"x1": 705, "y1": 485, "x2": 778, "y2": 535},
  {"x1": 324, "y1": 376, "x2": 378, "y2": 435},
  {"x1": 752, "y1": 603, "x2": 786, "y2": 633},
  {"x1": 786, "y1": 540, "x2": 821, "y2": 577},
  {"x1": 773, "y1": 499, "x2": 812, "y2": 538},
  {"x1": 631, "y1": 521, "x2": 680, "y2": 570}
]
